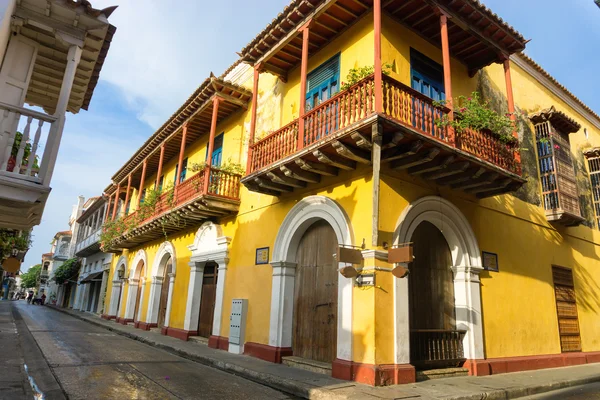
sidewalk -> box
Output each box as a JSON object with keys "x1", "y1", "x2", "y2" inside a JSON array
[{"x1": 49, "y1": 305, "x2": 600, "y2": 400}]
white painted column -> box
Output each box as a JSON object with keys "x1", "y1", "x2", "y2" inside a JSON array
[
  {"x1": 146, "y1": 276, "x2": 164, "y2": 324},
  {"x1": 136, "y1": 279, "x2": 147, "y2": 322},
  {"x1": 394, "y1": 263, "x2": 411, "y2": 364},
  {"x1": 183, "y1": 262, "x2": 205, "y2": 332},
  {"x1": 268, "y1": 261, "x2": 297, "y2": 348},
  {"x1": 40, "y1": 44, "x2": 82, "y2": 186},
  {"x1": 124, "y1": 278, "x2": 139, "y2": 320},
  {"x1": 211, "y1": 258, "x2": 229, "y2": 338},
  {"x1": 452, "y1": 265, "x2": 485, "y2": 360},
  {"x1": 73, "y1": 284, "x2": 82, "y2": 310},
  {"x1": 97, "y1": 271, "x2": 109, "y2": 314},
  {"x1": 164, "y1": 273, "x2": 176, "y2": 328}
]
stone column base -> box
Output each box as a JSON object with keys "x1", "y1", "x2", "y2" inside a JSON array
[
  {"x1": 160, "y1": 327, "x2": 197, "y2": 341},
  {"x1": 208, "y1": 335, "x2": 229, "y2": 350},
  {"x1": 243, "y1": 342, "x2": 293, "y2": 363},
  {"x1": 332, "y1": 359, "x2": 416, "y2": 386},
  {"x1": 137, "y1": 322, "x2": 156, "y2": 331}
]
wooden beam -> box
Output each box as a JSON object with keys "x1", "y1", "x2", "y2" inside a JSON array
[
  {"x1": 255, "y1": 177, "x2": 293, "y2": 193},
  {"x1": 422, "y1": 161, "x2": 469, "y2": 180},
  {"x1": 332, "y1": 140, "x2": 371, "y2": 164},
  {"x1": 280, "y1": 164, "x2": 321, "y2": 183},
  {"x1": 382, "y1": 131, "x2": 404, "y2": 149},
  {"x1": 466, "y1": 178, "x2": 511, "y2": 194},
  {"x1": 382, "y1": 140, "x2": 424, "y2": 162},
  {"x1": 314, "y1": 150, "x2": 356, "y2": 170},
  {"x1": 391, "y1": 148, "x2": 440, "y2": 170},
  {"x1": 244, "y1": 181, "x2": 281, "y2": 197},
  {"x1": 452, "y1": 172, "x2": 499, "y2": 190},
  {"x1": 295, "y1": 158, "x2": 339, "y2": 176},
  {"x1": 351, "y1": 132, "x2": 373, "y2": 150},
  {"x1": 267, "y1": 171, "x2": 307, "y2": 189},
  {"x1": 408, "y1": 155, "x2": 455, "y2": 175},
  {"x1": 476, "y1": 181, "x2": 523, "y2": 198},
  {"x1": 437, "y1": 167, "x2": 485, "y2": 186}
]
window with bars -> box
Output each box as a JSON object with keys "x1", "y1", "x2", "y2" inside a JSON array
[
  {"x1": 585, "y1": 152, "x2": 600, "y2": 229},
  {"x1": 552, "y1": 266, "x2": 581, "y2": 353},
  {"x1": 531, "y1": 107, "x2": 584, "y2": 226}
]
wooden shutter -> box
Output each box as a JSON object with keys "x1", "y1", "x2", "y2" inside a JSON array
[
  {"x1": 587, "y1": 156, "x2": 600, "y2": 229},
  {"x1": 307, "y1": 55, "x2": 340, "y2": 92},
  {"x1": 552, "y1": 266, "x2": 581, "y2": 352}
]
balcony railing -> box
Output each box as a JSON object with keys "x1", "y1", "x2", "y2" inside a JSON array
[
  {"x1": 75, "y1": 228, "x2": 102, "y2": 256},
  {"x1": 410, "y1": 329, "x2": 467, "y2": 369},
  {"x1": 248, "y1": 74, "x2": 521, "y2": 176},
  {"x1": 0, "y1": 102, "x2": 58, "y2": 184}
]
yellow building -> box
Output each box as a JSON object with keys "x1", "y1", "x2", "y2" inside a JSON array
[{"x1": 99, "y1": 0, "x2": 600, "y2": 386}]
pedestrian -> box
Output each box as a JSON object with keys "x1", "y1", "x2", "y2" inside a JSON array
[
  {"x1": 26, "y1": 291, "x2": 32, "y2": 305},
  {"x1": 41, "y1": 293, "x2": 46, "y2": 305}
]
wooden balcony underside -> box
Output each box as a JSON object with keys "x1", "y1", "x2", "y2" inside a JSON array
[
  {"x1": 243, "y1": 114, "x2": 525, "y2": 199},
  {"x1": 110, "y1": 195, "x2": 239, "y2": 250}
]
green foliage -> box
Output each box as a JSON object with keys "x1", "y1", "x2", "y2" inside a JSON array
[
  {"x1": 0, "y1": 229, "x2": 31, "y2": 261},
  {"x1": 20, "y1": 264, "x2": 41, "y2": 289},
  {"x1": 340, "y1": 63, "x2": 392, "y2": 91},
  {"x1": 53, "y1": 258, "x2": 80, "y2": 285},
  {"x1": 11, "y1": 132, "x2": 39, "y2": 169},
  {"x1": 432, "y1": 92, "x2": 518, "y2": 144}
]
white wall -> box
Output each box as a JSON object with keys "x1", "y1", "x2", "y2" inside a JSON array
[{"x1": 0, "y1": 0, "x2": 16, "y2": 67}]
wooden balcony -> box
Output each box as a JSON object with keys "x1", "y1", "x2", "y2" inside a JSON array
[
  {"x1": 107, "y1": 166, "x2": 241, "y2": 250},
  {"x1": 243, "y1": 74, "x2": 524, "y2": 198}
]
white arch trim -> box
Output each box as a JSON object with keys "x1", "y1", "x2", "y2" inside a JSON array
[
  {"x1": 113, "y1": 255, "x2": 128, "y2": 280},
  {"x1": 270, "y1": 195, "x2": 354, "y2": 361},
  {"x1": 147, "y1": 241, "x2": 177, "y2": 326},
  {"x1": 130, "y1": 249, "x2": 148, "y2": 279},
  {"x1": 393, "y1": 196, "x2": 484, "y2": 364}
]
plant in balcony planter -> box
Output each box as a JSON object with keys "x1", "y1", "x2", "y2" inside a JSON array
[
  {"x1": 7, "y1": 132, "x2": 40, "y2": 173},
  {"x1": 0, "y1": 229, "x2": 32, "y2": 262},
  {"x1": 432, "y1": 92, "x2": 518, "y2": 144}
]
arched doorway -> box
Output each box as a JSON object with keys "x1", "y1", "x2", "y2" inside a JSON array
[
  {"x1": 409, "y1": 221, "x2": 458, "y2": 369},
  {"x1": 293, "y1": 220, "x2": 339, "y2": 363},
  {"x1": 198, "y1": 262, "x2": 218, "y2": 338},
  {"x1": 157, "y1": 257, "x2": 173, "y2": 329},
  {"x1": 108, "y1": 257, "x2": 127, "y2": 319},
  {"x1": 133, "y1": 260, "x2": 146, "y2": 323}
]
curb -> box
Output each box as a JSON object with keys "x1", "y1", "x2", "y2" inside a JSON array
[
  {"x1": 47, "y1": 306, "x2": 343, "y2": 400},
  {"x1": 47, "y1": 306, "x2": 600, "y2": 400}
]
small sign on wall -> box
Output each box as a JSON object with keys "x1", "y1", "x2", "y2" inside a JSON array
[
  {"x1": 482, "y1": 251, "x2": 499, "y2": 272},
  {"x1": 255, "y1": 247, "x2": 269, "y2": 265}
]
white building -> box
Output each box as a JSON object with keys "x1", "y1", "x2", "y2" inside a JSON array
[
  {"x1": 72, "y1": 195, "x2": 112, "y2": 314},
  {"x1": 0, "y1": 0, "x2": 117, "y2": 231}
]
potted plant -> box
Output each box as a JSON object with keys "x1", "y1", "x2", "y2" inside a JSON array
[{"x1": 7, "y1": 132, "x2": 40, "y2": 174}]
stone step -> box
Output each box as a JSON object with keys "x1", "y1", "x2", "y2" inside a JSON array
[
  {"x1": 149, "y1": 327, "x2": 161, "y2": 334},
  {"x1": 282, "y1": 356, "x2": 332, "y2": 376},
  {"x1": 416, "y1": 367, "x2": 469, "y2": 381},
  {"x1": 189, "y1": 336, "x2": 209, "y2": 345}
]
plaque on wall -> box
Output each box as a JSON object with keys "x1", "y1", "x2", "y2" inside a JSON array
[
  {"x1": 482, "y1": 251, "x2": 499, "y2": 272},
  {"x1": 255, "y1": 247, "x2": 269, "y2": 265}
]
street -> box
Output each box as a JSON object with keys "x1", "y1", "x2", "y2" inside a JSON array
[
  {"x1": 11, "y1": 301, "x2": 296, "y2": 400},
  {"x1": 519, "y1": 382, "x2": 600, "y2": 400}
]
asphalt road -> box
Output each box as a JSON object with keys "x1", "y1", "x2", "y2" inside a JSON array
[
  {"x1": 519, "y1": 382, "x2": 600, "y2": 399},
  {"x1": 14, "y1": 301, "x2": 297, "y2": 400}
]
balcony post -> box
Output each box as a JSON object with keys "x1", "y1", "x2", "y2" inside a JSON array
[
  {"x1": 111, "y1": 184, "x2": 120, "y2": 220},
  {"x1": 204, "y1": 96, "x2": 221, "y2": 193},
  {"x1": 439, "y1": 12, "x2": 455, "y2": 144},
  {"x1": 40, "y1": 45, "x2": 83, "y2": 186},
  {"x1": 298, "y1": 19, "x2": 312, "y2": 151},
  {"x1": 175, "y1": 123, "x2": 188, "y2": 188},
  {"x1": 503, "y1": 57, "x2": 521, "y2": 165},
  {"x1": 374, "y1": 0, "x2": 383, "y2": 113},
  {"x1": 123, "y1": 175, "x2": 132, "y2": 216},
  {"x1": 137, "y1": 160, "x2": 147, "y2": 208},
  {"x1": 156, "y1": 144, "x2": 165, "y2": 190},
  {"x1": 246, "y1": 64, "x2": 261, "y2": 175},
  {"x1": 104, "y1": 194, "x2": 112, "y2": 222}
]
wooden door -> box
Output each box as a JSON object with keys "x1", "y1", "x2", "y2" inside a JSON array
[
  {"x1": 552, "y1": 266, "x2": 581, "y2": 352},
  {"x1": 198, "y1": 263, "x2": 218, "y2": 338},
  {"x1": 157, "y1": 258, "x2": 172, "y2": 328},
  {"x1": 133, "y1": 265, "x2": 145, "y2": 322},
  {"x1": 293, "y1": 220, "x2": 338, "y2": 363}
]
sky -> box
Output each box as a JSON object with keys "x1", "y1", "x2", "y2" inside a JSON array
[{"x1": 22, "y1": 0, "x2": 600, "y2": 269}]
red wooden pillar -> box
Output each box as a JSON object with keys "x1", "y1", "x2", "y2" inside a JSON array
[
  {"x1": 123, "y1": 175, "x2": 132, "y2": 216},
  {"x1": 156, "y1": 144, "x2": 165, "y2": 190},
  {"x1": 246, "y1": 64, "x2": 261, "y2": 175},
  {"x1": 204, "y1": 96, "x2": 221, "y2": 193},
  {"x1": 503, "y1": 57, "x2": 521, "y2": 166},
  {"x1": 137, "y1": 160, "x2": 147, "y2": 208},
  {"x1": 111, "y1": 183, "x2": 120, "y2": 220},
  {"x1": 104, "y1": 193, "x2": 112, "y2": 222},
  {"x1": 440, "y1": 12, "x2": 454, "y2": 143},
  {"x1": 175, "y1": 123, "x2": 188, "y2": 187},
  {"x1": 297, "y1": 19, "x2": 312, "y2": 150},
  {"x1": 374, "y1": 0, "x2": 383, "y2": 113}
]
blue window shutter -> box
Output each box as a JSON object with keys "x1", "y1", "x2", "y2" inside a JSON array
[{"x1": 307, "y1": 55, "x2": 340, "y2": 92}]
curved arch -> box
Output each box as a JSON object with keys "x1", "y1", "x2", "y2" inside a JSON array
[
  {"x1": 151, "y1": 241, "x2": 177, "y2": 277},
  {"x1": 392, "y1": 196, "x2": 484, "y2": 364},
  {"x1": 269, "y1": 195, "x2": 354, "y2": 362},
  {"x1": 130, "y1": 249, "x2": 148, "y2": 279},
  {"x1": 113, "y1": 256, "x2": 128, "y2": 280}
]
